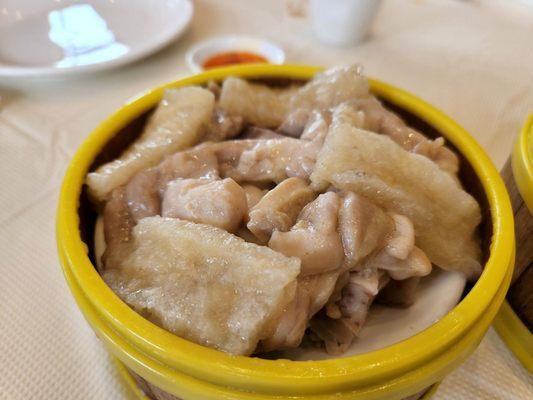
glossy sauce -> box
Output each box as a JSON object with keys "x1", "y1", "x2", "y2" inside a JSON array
[{"x1": 203, "y1": 51, "x2": 268, "y2": 69}]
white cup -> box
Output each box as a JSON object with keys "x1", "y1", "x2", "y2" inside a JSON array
[{"x1": 310, "y1": 0, "x2": 382, "y2": 46}]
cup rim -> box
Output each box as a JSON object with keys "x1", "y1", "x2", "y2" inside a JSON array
[{"x1": 57, "y1": 64, "x2": 514, "y2": 394}]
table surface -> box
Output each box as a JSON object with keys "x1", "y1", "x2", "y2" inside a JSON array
[{"x1": 0, "y1": 0, "x2": 532, "y2": 399}]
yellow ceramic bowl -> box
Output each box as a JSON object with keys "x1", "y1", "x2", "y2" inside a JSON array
[
  {"x1": 493, "y1": 114, "x2": 533, "y2": 373},
  {"x1": 57, "y1": 65, "x2": 515, "y2": 400}
]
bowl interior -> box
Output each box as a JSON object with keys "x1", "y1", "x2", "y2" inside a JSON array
[
  {"x1": 58, "y1": 66, "x2": 514, "y2": 396},
  {"x1": 78, "y1": 77, "x2": 493, "y2": 332}
]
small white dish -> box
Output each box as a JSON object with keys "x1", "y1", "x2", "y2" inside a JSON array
[
  {"x1": 0, "y1": 0, "x2": 193, "y2": 79},
  {"x1": 185, "y1": 35, "x2": 285, "y2": 73}
]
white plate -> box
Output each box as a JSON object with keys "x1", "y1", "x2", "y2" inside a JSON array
[
  {"x1": 185, "y1": 35, "x2": 285, "y2": 73},
  {"x1": 94, "y1": 216, "x2": 466, "y2": 359},
  {"x1": 0, "y1": 0, "x2": 193, "y2": 78}
]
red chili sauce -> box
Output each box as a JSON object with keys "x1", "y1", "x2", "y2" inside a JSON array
[{"x1": 202, "y1": 51, "x2": 268, "y2": 69}]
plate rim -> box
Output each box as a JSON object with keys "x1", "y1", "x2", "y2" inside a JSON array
[{"x1": 0, "y1": 0, "x2": 194, "y2": 78}]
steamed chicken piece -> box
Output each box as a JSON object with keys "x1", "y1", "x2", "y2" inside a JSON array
[
  {"x1": 102, "y1": 186, "x2": 135, "y2": 269},
  {"x1": 277, "y1": 109, "x2": 311, "y2": 138},
  {"x1": 157, "y1": 136, "x2": 322, "y2": 188},
  {"x1": 123, "y1": 144, "x2": 223, "y2": 225},
  {"x1": 343, "y1": 98, "x2": 459, "y2": 174},
  {"x1": 269, "y1": 192, "x2": 345, "y2": 276},
  {"x1": 219, "y1": 77, "x2": 296, "y2": 127},
  {"x1": 300, "y1": 110, "x2": 330, "y2": 142},
  {"x1": 260, "y1": 271, "x2": 339, "y2": 351},
  {"x1": 203, "y1": 108, "x2": 244, "y2": 141},
  {"x1": 104, "y1": 136, "x2": 318, "y2": 251},
  {"x1": 311, "y1": 108, "x2": 482, "y2": 279},
  {"x1": 177, "y1": 138, "x2": 303, "y2": 183},
  {"x1": 237, "y1": 111, "x2": 330, "y2": 183},
  {"x1": 247, "y1": 177, "x2": 316, "y2": 242},
  {"x1": 103, "y1": 144, "x2": 223, "y2": 258},
  {"x1": 293, "y1": 65, "x2": 369, "y2": 111},
  {"x1": 219, "y1": 65, "x2": 369, "y2": 127},
  {"x1": 224, "y1": 138, "x2": 318, "y2": 183},
  {"x1": 155, "y1": 143, "x2": 222, "y2": 196},
  {"x1": 311, "y1": 193, "x2": 431, "y2": 353},
  {"x1": 312, "y1": 269, "x2": 389, "y2": 354},
  {"x1": 386, "y1": 214, "x2": 416, "y2": 260},
  {"x1": 361, "y1": 246, "x2": 432, "y2": 280},
  {"x1": 87, "y1": 87, "x2": 215, "y2": 201},
  {"x1": 338, "y1": 269, "x2": 388, "y2": 331},
  {"x1": 103, "y1": 216, "x2": 300, "y2": 356},
  {"x1": 338, "y1": 191, "x2": 394, "y2": 268},
  {"x1": 339, "y1": 192, "x2": 431, "y2": 279},
  {"x1": 242, "y1": 184, "x2": 267, "y2": 209},
  {"x1": 124, "y1": 167, "x2": 162, "y2": 223},
  {"x1": 241, "y1": 184, "x2": 267, "y2": 225},
  {"x1": 162, "y1": 178, "x2": 247, "y2": 233}
]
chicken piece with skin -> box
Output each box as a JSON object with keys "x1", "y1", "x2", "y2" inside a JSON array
[
  {"x1": 313, "y1": 269, "x2": 389, "y2": 354},
  {"x1": 125, "y1": 144, "x2": 221, "y2": 224},
  {"x1": 87, "y1": 87, "x2": 215, "y2": 201},
  {"x1": 219, "y1": 77, "x2": 297, "y2": 127},
  {"x1": 219, "y1": 65, "x2": 369, "y2": 128},
  {"x1": 203, "y1": 108, "x2": 244, "y2": 142},
  {"x1": 102, "y1": 186, "x2": 135, "y2": 270},
  {"x1": 260, "y1": 271, "x2": 339, "y2": 352},
  {"x1": 158, "y1": 144, "x2": 221, "y2": 186},
  {"x1": 103, "y1": 216, "x2": 300, "y2": 356},
  {"x1": 241, "y1": 184, "x2": 268, "y2": 228},
  {"x1": 342, "y1": 98, "x2": 460, "y2": 175},
  {"x1": 300, "y1": 110, "x2": 330, "y2": 142},
  {"x1": 269, "y1": 192, "x2": 345, "y2": 276},
  {"x1": 237, "y1": 111, "x2": 329, "y2": 183},
  {"x1": 242, "y1": 184, "x2": 267, "y2": 209},
  {"x1": 124, "y1": 167, "x2": 161, "y2": 223},
  {"x1": 362, "y1": 246, "x2": 432, "y2": 281},
  {"x1": 314, "y1": 251, "x2": 428, "y2": 354},
  {"x1": 104, "y1": 136, "x2": 319, "y2": 256},
  {"x1": 338, "y1": 269, "x2": 389, "y2": 333},
  {"x1": 247, "y1": 177, "x2": 316, "y2": 242},
  {"x1": 338, "y1": 191, "x2": 394, "y2": 269},
  {"x1": 308, "y1": 192, "x2": 432, "y2": 354},
  {"x1": 227, "y1": 138, "x2": 306, "y2": 183},
  {"x1": 162, "y1": 178, "x2": 247, "y2": 233},
  {"x1": 282, "y1": 111, "x2": 330, "y2": 179},
  {"x1": 311, "y1": 109, "x2": 482, "y2": 279},
  {"x1": 277, "y1": 109, "x2": 311, "y2": 138},
  {"x1": 102, "y1": 144, "x2": 222, "y2": 265}
]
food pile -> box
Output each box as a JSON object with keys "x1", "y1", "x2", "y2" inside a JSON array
[{"x1": 87, "y1": 66, "x2": 482, "y2": 356}]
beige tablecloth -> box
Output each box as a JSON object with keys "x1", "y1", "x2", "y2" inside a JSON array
[{"x1": 1, "y1": 0, "x2": 532, "y2": 399}]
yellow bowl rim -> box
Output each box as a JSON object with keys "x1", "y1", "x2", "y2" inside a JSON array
[
  {"x1": 60, "y1": 239, "x2": 512, "y2": 398},
  {"x1": 511, "y1": 114, "x2": 533, "y2": 212},
  {"x1": 112, "y1": 356, "x2": 442, "y2": 400},
  {"x1": 493, "y1": 301, "x2": 533, "y2": 374},
  {"x1": 493, "y1": 114, "x2": 533, "y2": 373},
  {"x1": 56, "y1": 64, "x2": 515, "y2": 392}
]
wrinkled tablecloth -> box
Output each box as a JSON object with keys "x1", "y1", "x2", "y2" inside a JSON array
[{"x1": 1, "y1": 0, "x2": 532, "y2": 399}]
